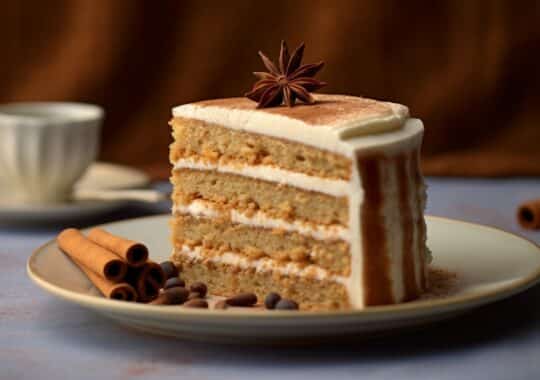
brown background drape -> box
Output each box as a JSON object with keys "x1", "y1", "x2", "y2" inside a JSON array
[{"x1": 2, "y1": 0, "x2": 539, "y2": 179}]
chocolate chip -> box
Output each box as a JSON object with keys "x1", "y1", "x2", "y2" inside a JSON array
[
  {"x1": 275, "y1": 299, "x2": 299, "y2": 310},
  {"x1": 214, "y1": 300, "x2": 228, "y2": 310},
  {"x1": 183, "y1": 299, "x2": 208, "y2": 308},
  {"x1": 264, "y1": 292, "x2": 281, "y2": 309},
  {"x1": 151, "y1": 287, "x2": 189, "y2": 305},
  {"x1": 160, "y1": 261, "x2": 179, "y2": 279},
  {"x1": 163, "y1": 277, "x2": 185, "y2": 289},
  {"x1": 226, "y1": 292, "x2": 257, "y2": 307},
  {"x1": 189, "y1": 282, "x2": 207, "y2": 297}
]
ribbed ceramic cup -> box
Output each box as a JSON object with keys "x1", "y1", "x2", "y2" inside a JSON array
[{"x1": 0, "y1": 102, "x2": 103, "y2": 204}]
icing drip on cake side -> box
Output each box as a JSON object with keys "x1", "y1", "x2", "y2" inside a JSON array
[
  {"x1": 412, "y1": 149, "x2": 429, "y2": 290},
  {"x1": 357, "y1": 156, "x2": 395, "y2": 305},
  {"x1": 397, "y1": 152, "x2": 419, "y2": 300}
]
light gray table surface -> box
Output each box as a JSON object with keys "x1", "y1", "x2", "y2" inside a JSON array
[{"x1": 2, "y1": 178, "x2": 540, "y2": 380}]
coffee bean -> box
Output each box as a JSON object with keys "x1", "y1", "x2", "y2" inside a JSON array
[
  {"x1": 163, "y1": 277, "x2": 185, "y2": 289},
  {"x1": 275, "y1": 299, "x2": 299, "y2": 310},
  {"x1": 226, "y1": 292, "x2": 257, "y2": 307},
  {"x1": 160, "y1": 261, "x2": 179, "y2": 279},
  {"x1": 214, "y1": 300, "x2": 228, "y2": 310},
  {"x1": 164, "y1": 287, "x2": 189, "y2": 304},
  {"x1": 183, "y1": 299, "x2": 208, "y2": 308},
  {"x1": 189, "y1": 282, "x2": 207, "y2": 298},
  {"x1": 264, "y1": 292, "x2": 281, "y2": 309},
  {"x1": 151, "y1": 287, "x2": 188, "y2": 305}
]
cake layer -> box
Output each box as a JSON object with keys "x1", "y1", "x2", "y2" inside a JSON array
[
  {"x1": 174, "y1": 199, "x2": 350, "y2": 241},
  {"x1": 172, "y1": 169, "x2": 349, "y2": 225},
  {"x1": 172, "y1": 246, "x2": 350, "y2": 310},
  {"x1": 170, "y1": 117, "x2": 352, "y2": 180},
  {"x1": 171, "y1": 214, "x2": 351, "y2": 275},
  {"x1": 173, "y1": 157, "x2": 349, "y2": 197}
]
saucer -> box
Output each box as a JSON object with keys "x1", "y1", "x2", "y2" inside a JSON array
[
  {"x1": 0, "y1": 162, "x2": 150, "y2": 224},
  {"x1": 27, "y1": 215, "x2": 540, "y2": 344}
]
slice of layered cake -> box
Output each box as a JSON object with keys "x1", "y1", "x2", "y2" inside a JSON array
[{"x1": 169, "y1": 42, "x2": 429, "y2": 310}]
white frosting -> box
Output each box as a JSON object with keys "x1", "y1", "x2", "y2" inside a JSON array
[
  {"x1": 347, "y1": 154, "x2": 427, "y2": 307},
  {"x1": 172, "y1": 95, "x2": 419, "y2": 157},
  {"x1": 345, "y1": 120, "x2": 423, "y2": 156},
  {"x1": 178, "y1": 245, "x2": 348, "y2": 285},
  {"x1": 381, "y1": 159, "x2": 405, "y2": 301},
  {"x1": 408, "y1": 155, "x2": 422, "y2": 289},
  {"x1": 347, "y1": 155, "x2": 364, "y2": 307},
  {"x1": 173, "y1": 158, "x2": 349, "y2": 197},
  {"x1": 417, "y1": 163, "x2": 430, "y2": 282},
  {"x1": 173, "y1": 199, "x2": 350, "y2": 242}
]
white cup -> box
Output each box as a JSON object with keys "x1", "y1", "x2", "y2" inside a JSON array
[{"x1": 0, "y1": 102, "x2": 103, "y2": 204}]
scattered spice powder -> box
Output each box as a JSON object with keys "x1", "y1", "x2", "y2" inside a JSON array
[{"x1": 420, "y1": 266, "x2": 459, "y2": 299}]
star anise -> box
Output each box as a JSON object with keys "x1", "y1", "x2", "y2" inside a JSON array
[{"x1": 245, "y1": 41, "x2": 327, "y2": 108}]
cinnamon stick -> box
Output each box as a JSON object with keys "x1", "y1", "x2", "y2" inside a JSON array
[
  {"x1": 88, "y1": 228, "x2": 148, "y2": 267},
  {"x1": 517, "y1": 199, "x2": 540, "y2": 229},
  {"x1": 57, "y1": 228, "x2": 128, "y2": 282},
  {"x1": 74, "y1": 258, "x2": 137, "y2": 301},
  {"x1": 127, "y1": 261, "x2": 166, "y2": 302}
]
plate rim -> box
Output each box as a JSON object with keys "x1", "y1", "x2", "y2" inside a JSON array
[{"x1": 27, "y1": 214, "x2": 540, "y2": 321}]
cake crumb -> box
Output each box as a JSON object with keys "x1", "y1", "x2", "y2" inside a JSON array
[
  {"x1": 420, "y1": 266, "x2": 458, "y2": 299},
  {"x1": 289, "y1": 247, "x2": 309, "y2": 262}
]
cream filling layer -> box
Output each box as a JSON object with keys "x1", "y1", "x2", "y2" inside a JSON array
[
  {"x1": 173, "y1": 157, "x2": 349, "y2": 197},
  {"x1": 173, "y1": 199, "x2": 350, "y2": 242},
  {"x1": 178, "y1": 245, "x2": 348, "y2": 285}
]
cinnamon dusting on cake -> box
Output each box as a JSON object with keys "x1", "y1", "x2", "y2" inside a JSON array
[{"x1": 193, "y1": 95, "x2": 399, "y2": 128}]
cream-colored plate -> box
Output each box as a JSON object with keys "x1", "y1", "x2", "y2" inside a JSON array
[
  {"x1": 0, "y1": 162, "x2": 150, "y2": 224},
  {"x1": 27, "y1": 215, "x2": 540, "y2": 344}
]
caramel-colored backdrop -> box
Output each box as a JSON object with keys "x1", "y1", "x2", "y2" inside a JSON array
[{"x1": 2, "y1": 1, "x2": 539, "y2": 179}]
